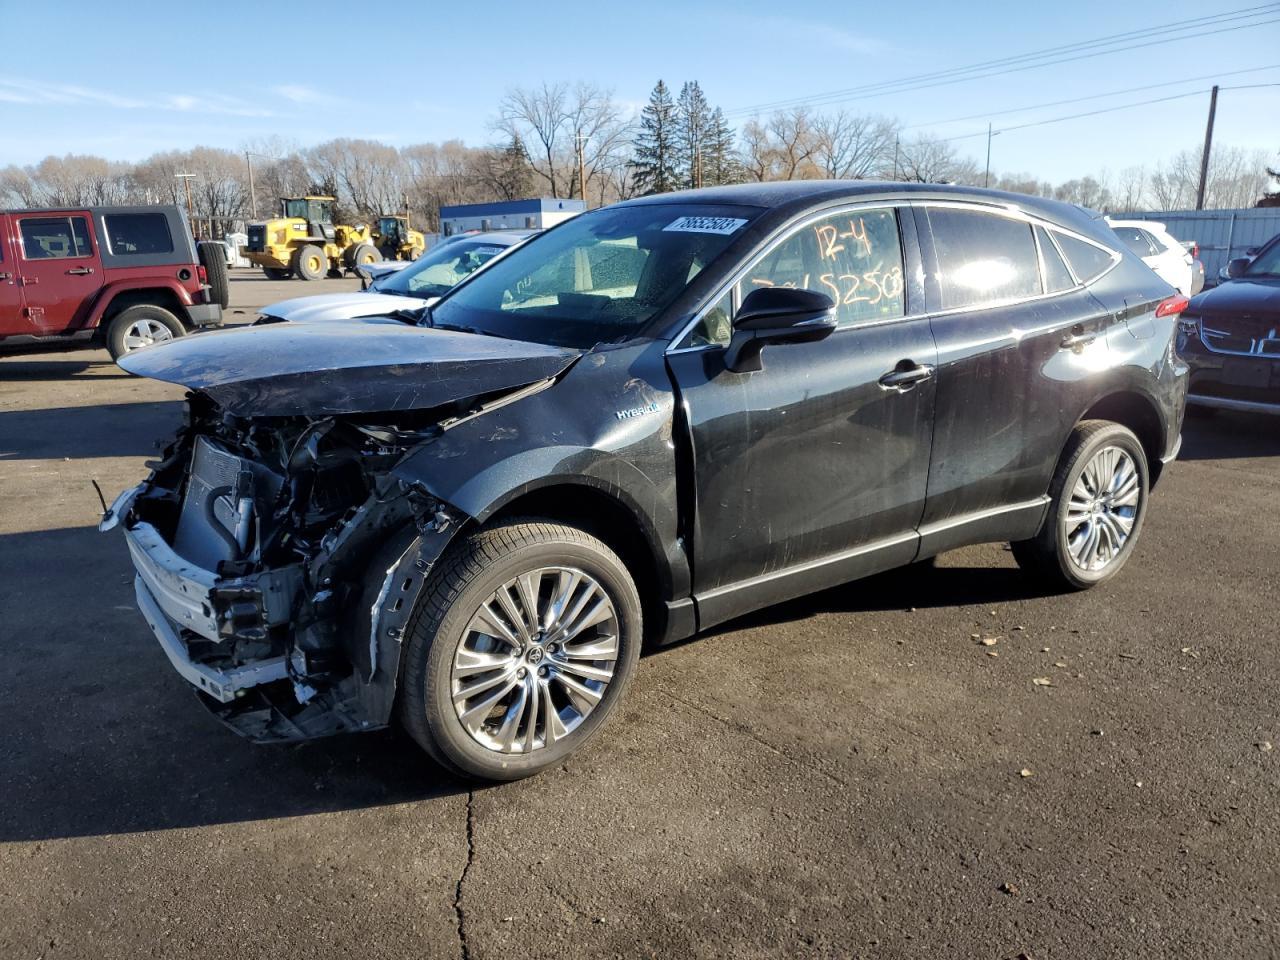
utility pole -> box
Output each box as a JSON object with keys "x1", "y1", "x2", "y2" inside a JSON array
[
  {"x1": 984, "y1": 123, "x2": 994, "y2": 188},
  {"x1": 575, "y1": 132, "x2": 588, "y2": 205},
  {"x1": 244, "y1": 152, "x2": 257, "y2": 219},
  {"x1": 892, "y1": 136, "x2": 899, "y2": 181},
  {"x1": 1195, "y1": 85, "x2": 1219, "y2": 211},
  {"x1": 175, "y1": 173, "x2": 197, "y2": 236}
]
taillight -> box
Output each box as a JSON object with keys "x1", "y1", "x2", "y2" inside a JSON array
[
  {"x1": 197, "y1": 265, "x2": 208, "y2": 284},
  {"x1": 1155, "y1": 294, "x2": 1190, "y2": 318},
  {"x1": 1190, "y1": 243, "x2": 1199, "y2": 259}
]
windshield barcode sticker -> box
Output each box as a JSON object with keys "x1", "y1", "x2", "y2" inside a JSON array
[{"x1": 663, "y1": 216, "x2": 748, "y2": 235}]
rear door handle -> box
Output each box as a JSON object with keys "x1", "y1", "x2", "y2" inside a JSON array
[
  {"x1": 1060, "y1": 331, "x2": 1097, "y2": 350},
  {"x1": 66, "y1": 266, "x2": 94, "y2": 276},
  {"x1": 879, "y1": 363, "x2": 934, "y2": 389},
  {"x1": 20, "y1": 276, "x2": 38, "y2": 285}
]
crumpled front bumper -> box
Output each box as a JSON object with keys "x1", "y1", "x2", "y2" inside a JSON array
[{"x1": 104, "y1": 484, "x2": 291, "y2": 704}]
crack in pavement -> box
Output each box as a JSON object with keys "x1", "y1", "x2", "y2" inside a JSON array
[
  {"x1": 658, "y1": 689, "x2": 849, "y2": 787},
  {"x1": 454, "y1": 789, "x2": 475, "y2": 960}
]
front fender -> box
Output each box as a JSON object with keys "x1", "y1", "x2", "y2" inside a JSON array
[{"x1": 390, "y1": 340, "x2": 688, "y2": 602}]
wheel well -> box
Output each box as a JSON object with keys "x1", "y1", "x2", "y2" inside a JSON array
[
  {"x1": 1079, "y1": 392, "x2": 1167, "y2": 484},
  {"x1": 98, "y1": 288, "x2": 188, "y2": 335},
  {"x1": 487, "y1": 485, "x2": 665, "y2": 642}
]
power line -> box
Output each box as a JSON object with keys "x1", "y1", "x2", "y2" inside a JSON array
[
  {"x1": 904, "y1": 64, "x2": 1280, "y2": 130},
  {"x1": 724, "y1": 4, "x2": 1280, "y2": 117},
  {"x1": 932, "y1": 83, "x2": 1280, "y2": 144}
]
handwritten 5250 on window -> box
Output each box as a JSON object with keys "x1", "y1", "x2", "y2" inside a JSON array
[{"x1": 748, "y1": 208, "x2": 905, "y2": 328}]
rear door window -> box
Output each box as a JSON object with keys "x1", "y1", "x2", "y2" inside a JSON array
[
  {"x1": 1053, "y1": 232, "x2": 1117, "y2": 284},
  {"x1": 1112, "y1": 226, "x2": 1158, "y2": 257},
  {"x1": 20, "y1": 216, "x2": 93, "y2": 259},
  {"x1": 103, "y1": 213, "x2": 174, "y2": 255},
  {"x1": 1035, "y1": 226, "x2": 1076, "y2": 294},
  {"x1": 927, "y1": 208, "x2": 1041, "y2": 310}
]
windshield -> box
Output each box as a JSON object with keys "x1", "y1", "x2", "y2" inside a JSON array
[
  {"x1": 375, "y1": 239, "x2": 514, "y2": 298},
  {"x1": 1243, "y1": 240, "x2": 1280, "y2": 279},
  {"x1": 430, "y1": 203, "x2": 763, "y2": 348}
]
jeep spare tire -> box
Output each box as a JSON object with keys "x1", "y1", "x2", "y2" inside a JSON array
[{"x1": 196, "y1": 241, "x2": 230, "y2": 308}]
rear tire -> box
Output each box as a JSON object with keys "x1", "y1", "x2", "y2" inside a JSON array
[
  {"x1": 291, "y1": 244, "x2": 326, "y2": 281},
  {"x1": 398, "y1": 519, "x2": 642, "y2": 782},
  {"x1": 262, "y1": 266, "x2": 291, "y2": 280},
  {"x1": 106, "y1": 304, "x2": 184, "y2": 361},
  {"x1": 196, "y1": 241, "x2": 230, "y2": 307},
  {"x1": 1012, "y1": 420, "x2": 1149, "y2": 591}
]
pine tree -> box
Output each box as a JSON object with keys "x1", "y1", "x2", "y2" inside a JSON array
[
  {"x1": 703, "y1": 107, "x2": 741, "y2": 186},
  {"x1": 676, "y1": 81, "x2": 711, "y2": 189},
  {"x1": 631, "y1": 80, "x2": 680, "y2": 195}
]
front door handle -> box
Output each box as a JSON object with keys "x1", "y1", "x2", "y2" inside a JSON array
[
  {"x1": 878, "y1": 362, "x2": 934, "y2": 389},
  {"x1": 0, "y1": 271, "x2": 11, "y2": 281},
  {"x1": 66, "y1": 266, "x2": 94, "y2": 276}
]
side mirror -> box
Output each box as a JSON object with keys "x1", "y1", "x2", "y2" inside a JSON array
[
  {"x1": 1226, "y1": 257, "x2": 1251, "y2": 279},
  {"x1": 723, "y1": 287, "x2": 837, "y2": 373}
]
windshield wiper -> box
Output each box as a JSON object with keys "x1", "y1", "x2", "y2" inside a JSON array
[{"x1": 378, "y1": 305, "x2": 431, "y2": 326}]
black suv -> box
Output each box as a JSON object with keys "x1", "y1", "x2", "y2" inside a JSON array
[{"x1": 104, "y1": 182, "x2": 1187, "y2": 781}]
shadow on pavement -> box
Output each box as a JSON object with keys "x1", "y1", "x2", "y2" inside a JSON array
[
  {"x1": 0, "y1": 524, "x2": 465, "y2": 842},
  {"x1": 0, "y1": 357, "x2": 128, "y2": 381},
  {"x1": 1179, "y1": 411, "x2": 1280, "y2": 461},
  {"x1": 0, "y1": 400, "x2": 183, "y2": 460},
  {"x1": 697, "y1": 558, "x2": 1054, "y2": 640}
]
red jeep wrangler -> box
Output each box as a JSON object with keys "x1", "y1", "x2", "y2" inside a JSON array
[{"x1": 0, "y1": 205, "x2": 227, "y2": 359}]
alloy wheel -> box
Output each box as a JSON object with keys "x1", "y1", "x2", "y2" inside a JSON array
[
  {"x1": 1062, "y1": 445, "x2": 1141, "y2": 572},
  {"x1": 450, "y1": 566, "x2": 619, "y2": 754},
  {"x1": 121, "y1": 318, "x2": 174, "y2": 352}
]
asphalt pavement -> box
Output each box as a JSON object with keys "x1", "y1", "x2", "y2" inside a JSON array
[{"x1": 1, "y1": 271, "x2": 1277, "y2": 959}]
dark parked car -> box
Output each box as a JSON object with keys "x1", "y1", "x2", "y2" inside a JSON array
[
  {"x1": 1178, "y1": 233, "x2": 1280, "y2": 414},
  {"x1": 0, "y1": 205, "x2": 225, "y2": 358},
  {"x1": 102, "y1": 182, "x2": 1188, "y2": 781}
]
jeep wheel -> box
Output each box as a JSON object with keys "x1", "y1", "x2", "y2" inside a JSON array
[
  {"x1": 292, "y1": 244, "x2": 326, "y2": 281},
  {"x1": 263, "y1": 266, "x2": 291, "y2": 280},
  {"x1": 196, "y1": 241, "x2": 230, "y2": 307},
  {"x1": 1012, "y1": 421, "x2": 1149, "y2": 591},
  {"x1": 106, "y1": 305, "x2": 184, "y2": 360},
  {"x1": 399, "y1": 520, "x2": 642, "y2": 781}
]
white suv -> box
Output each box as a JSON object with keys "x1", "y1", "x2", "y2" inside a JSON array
[{"x1": 1107, "y1": 219, "x2": 1196, "y2": 295}]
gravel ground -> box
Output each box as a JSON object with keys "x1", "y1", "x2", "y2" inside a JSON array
[{"x1": 1, "y1": 272, "x2": 1277, "y2": 959}]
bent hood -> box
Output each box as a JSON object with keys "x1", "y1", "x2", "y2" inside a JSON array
[
  {"x1": 260, "y1": 291, "x2": 431, "y2": 323},
  {"x1": 118, "y1": 319, "x2": 581, "y2": 417}
]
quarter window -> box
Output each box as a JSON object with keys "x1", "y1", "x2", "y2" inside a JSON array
[
  {"x1": 1112, "y1": 226, "x2": 1158, "y2": 257},
  {"x1": 928, "y1": 208, "x2": 1040, "y2": 310},
  {"x1": 1036, "y1": 226, "x2": 1075, "y2": 293},
  {"x1": 20, "y1": 216, "x2": 92, "y2": 259},
  {"x1": 1054, "y1": 232, "x2": 1116, "y2": 284},
  {"x1": 103, "y1": 213, "x2": 174, "y2": 255}
]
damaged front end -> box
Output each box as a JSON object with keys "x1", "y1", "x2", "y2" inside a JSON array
[{"x1": 103, "y1": 388, "x2": 517, "y2": 742}]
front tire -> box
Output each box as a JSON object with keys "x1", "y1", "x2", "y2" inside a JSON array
[
  {"x1": 291, "y1": 244, "x2": 326, "y2": 281},
  {"x1": 106, "y1": 304, "x2": 184, "y2": 360},
  {"x1": 1012, "y1": 421, "x2": 1149, "y2": 590},
  {"x1": 399, "y1": 520, "x2": 642, "y2": 781}
]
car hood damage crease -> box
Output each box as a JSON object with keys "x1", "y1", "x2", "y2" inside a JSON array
[{"x1": 117, "y1": 318, "x2": 582, "y2": 417}]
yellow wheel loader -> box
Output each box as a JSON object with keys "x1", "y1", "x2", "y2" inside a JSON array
[
  {"x1": 241, "y1": 196, "x2": 382, "y2": 280},
  {"x1": 372, "y1": 215, "x2": 426, "y2": 261}
]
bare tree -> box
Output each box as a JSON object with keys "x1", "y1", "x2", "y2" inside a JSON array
[
  {"x1": 896, "y1": 135, "x2": 978, "y2": 184},
  {"x1": 812, "y1": 112, "x2": 897, "y2": 179},
  {"x1": 767, "y1": 108, "x2": 819, "y2": 180},
  {"x1": 495, "y1": 82, "x2": 572, "y2": 197},
  {"x1": 740, "y1": 118, "x2": 772, "y2": 182}
]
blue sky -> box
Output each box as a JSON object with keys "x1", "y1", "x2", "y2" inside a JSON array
[{"x1": 1, "y1": 0, "x2": 1277, "y2": 181}]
